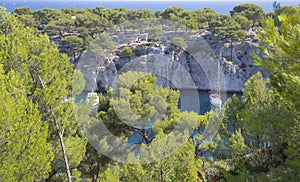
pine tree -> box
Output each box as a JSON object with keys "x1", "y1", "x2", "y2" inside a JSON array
[
  {"x1": 218, "y1": 8, "x2": 300, "y2": 177},
  {"x1": 0, "y1": 10, "x2": 86, "y2": 181},
  {"x1": 253, "y1": 7, "x2": 300, "y2": 179},
  {"x1": 0, "y1": 65, "x2": 54, "y2": 181},
  {"x1": 78, "y1": 71, "x2": 205, "y2": 181}
]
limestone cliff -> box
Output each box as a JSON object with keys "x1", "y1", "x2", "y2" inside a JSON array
[{"x1": 77, "y1": 32, "x2": 266, "y2": 92}]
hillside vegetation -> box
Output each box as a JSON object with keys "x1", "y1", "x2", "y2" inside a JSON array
[{"x1": 0, "y1": 4, "x2": 299, "y2": 182}]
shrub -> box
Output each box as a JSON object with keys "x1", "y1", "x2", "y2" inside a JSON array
[
  {"x1": 172, "y1": 37, "x2": 187, "y2": 48},
  {"x1": 120, "y1": 46, "x2": 134, "y2": 58},
  {"x1": 134, "y1": 49, "x2": 142, "y2": 57}
]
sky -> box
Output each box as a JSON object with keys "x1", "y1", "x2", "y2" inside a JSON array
[
  {"x1": 13, "y1": 0, "x2": 300, "y2": 1},
  {"x1": 5, "y1": 0, "x2": 299, "y2": 3}
]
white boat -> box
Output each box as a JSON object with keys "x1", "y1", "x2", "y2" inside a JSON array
[
  {"x1": 209, "y1": 54, "x2": 223, "y2": 109},
  {"x1": 86, "y1": 78, "x2": 99, "y2": 110},
  {"x1": 209, "y1": 93, "x2": 222, "y2": 108}
]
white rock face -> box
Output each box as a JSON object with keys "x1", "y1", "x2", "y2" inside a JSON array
[
  {"x1": 96, "y1": 61, "x2": 117, "y2": 92},
  {"x1": 78, "y1": 33, "x2": 266, "y2": 92}
]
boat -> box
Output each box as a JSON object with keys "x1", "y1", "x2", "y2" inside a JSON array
[
  {"x1": 209, "y1": 93, "x2": 222, "y2": 108},
  {"x1": 86, "y1": 78, "x2": 99, "y2": 110},
  {"x1": 209, "y1": 53, "x2": 223, "y2": 109}
]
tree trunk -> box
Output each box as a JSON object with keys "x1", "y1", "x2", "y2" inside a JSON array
[
  {"x1": 134, "y1": 128, "x2": 150, "y2": 144},
  {"x1": 38, "y1": 75, "x2": 72, "y2": 182},
  {"x1": 230, "y1": 40, "x2": 233, "y2": 61},
  {"x1": 94, "y1": 162, "x2": 100, "y2": 182},
  {"x1": 72, "y1": 50, "x2": 76, "y2": 63},
  {"x1": 256, "y1": 135, "x2": 260, "y2": 150},
  {"x1": 159, "y1": 160, "x2": 163, "y2": 182},
  {"x1": 57, "y1": 128, "x2": 72, "y2": 182}
]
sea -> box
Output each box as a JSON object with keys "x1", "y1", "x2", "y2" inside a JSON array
[{"x1": 1, "y1": 0, "x2": 299, "y2": 14}]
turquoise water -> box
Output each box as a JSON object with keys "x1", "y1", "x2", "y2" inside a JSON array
[
  {"x1": 1, "y1": 0, "x2": 299, "y2": 14},
  {"x1": 77, "y1": 89, "x2": 241, "y2": 114},
  {"x1": 180, "y1": 89, "x2": 243, "y2": 160},
  {"x1": 180, "y1": 90, "x2": 241, "y2": 114}
]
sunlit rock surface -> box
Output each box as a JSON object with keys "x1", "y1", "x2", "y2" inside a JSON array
[{"x1": 76, "y1": 31, "x2": 267, "y2": 92}]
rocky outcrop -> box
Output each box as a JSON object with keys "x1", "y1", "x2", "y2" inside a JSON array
[
  {"x1": 96, "y1": 61, "x2": 118, "y2": 92},
  {"x1": 78, "y1": 32, "x2": 266, "y2": 92}
]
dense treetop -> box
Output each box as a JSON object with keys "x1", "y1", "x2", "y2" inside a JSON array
[
  {"x1": 0, "y1": 3, "x2": 299, "y2": 182},
  {"x1": 11, "y1": 4, "x2": 269, "y2": 42}
]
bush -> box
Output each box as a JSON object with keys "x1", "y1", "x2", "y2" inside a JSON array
[
  {"x1": 172, "y1": 37, "x2": 187, "y2": 48},
  {"x1": 233, "y1": 14, "x2": 252, "y2": 30},
  {"x1": 134, "y1": 49, "x2": 142, "y2": 57},
  {"x1": 120, "y1": 46, "x2": 134, "y2": 58}
]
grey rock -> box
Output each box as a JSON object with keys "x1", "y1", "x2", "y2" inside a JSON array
[{"x1": 78, "y1": 32, "x2": 266, "y2": 92}]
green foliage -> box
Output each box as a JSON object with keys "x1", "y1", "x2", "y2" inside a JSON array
[
  {"x1": 15, "y1": 14, "x2": 37, "y2": 28},
  {"x1": 72, "y1": 69, "x2": 85, "y2": 97},
  {"x1": 97, "y1": 140, "x2": 202, "y2": 182},
  {"x1": 148, "y1": 25, "x2": 163, "y2": 42},
  {"x1": 46, "y1": 15, "x2": 75, "y2": 34},
  {"x1": 99, "y1": 165, "x2": 120, "y2": 182},
  {"x1": 180, "y1": 11, "x2": 199, "y2": 31},
  {"x1": 78, "y1": 27, "x2": 92, "y2": 45},
  {"x1": 12, "y1": 7, "x2": 32, "y2": 15},
  {"x1": 208, "y1": 14, "x2": 246, "y2": 41},
  {"x1": 225, "y1": 73, "x2": 294, "y2": 171},
  {"x1": 33, "y1": 8, "x2": 64, "y2": 25},
  {"x1": 0, "y1": 12, "x2": 86, "y2": 181},
  {"x1": 122, "y1": 142, "x2": 202, "y2": 182},
  {"x1": 134, "y1": 9, "x2": 155, "y2": 20},
  {"x1": 0, "y1": 66, "x2": 54, "y2": 181},
  {"x1": 120, "y1": 46, "x2": 134, "y2": 58},
  {"x1": 217, "y1": 10, "x2": 300, "y2": 180},
  {"x1": 106, "y1": 71, "x2": 178, "y2": 131},
  {"x1": 253, "y1": 9, "x2": 300, "y2": 179},
  {"x1": 60, "y1": 35, "x2": 84, "y2": 60},
  {"x1": 3, "y1": 4, "x2": 300, "y2": 181},
  {"x1": 160, "y1": 6, "x2": 184, "y2": 21},
  {"x1": 229, "y1": 129, "x2": 248, "y2": 161},
  {"x1": 254, "y1": 10, "x2": 300, "y2": 117},
  {"x1": 78, "y1": 71, "x2": 204, "y2": 181},
  {"x1": 222, "y1": 163, "x2": 262, "y2": 182},
  {"x1": 231, "y1": 3, "x2": 265, "y2": 26},
  {"x1": 93, "y1": 32, "x2": 115, "y2": 51},
  {"x1": 172, "y1": 37, "x2": 187, "y2": 48},
  {"x1": 75, "y1": 10, "x2": 106, "y2": 33},
  {"x1": 60, "y1": 35, "x2": 84, "y2": 53},
  {"x1": 233, "y1": 14, "x2": 252, "y2": 30},
  {"x1": 160, "y1": 6, "x2": 186, "y2": 32},
  {"x1": 134, "y1": 49, "x2": 142, "y2": 57},
  {"x1": 10, "y1": 4, "x2": 259, "y2": 48}
]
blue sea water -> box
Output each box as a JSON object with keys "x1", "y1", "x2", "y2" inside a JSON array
[
  {"x1": 180, "y1": 90, "x2": 242, "y2": 115},
  {"x1": 1, "y1": 0, "x2": 299, "y2": 14}
]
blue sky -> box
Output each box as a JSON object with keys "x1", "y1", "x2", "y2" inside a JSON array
[{"x1": 16, "y1": 0, "x2": 300, "y2": 1}]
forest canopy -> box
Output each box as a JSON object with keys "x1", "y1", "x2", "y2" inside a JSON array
[{"x1": 0, "y1": 3, "x2": 299, "y2": 182}]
